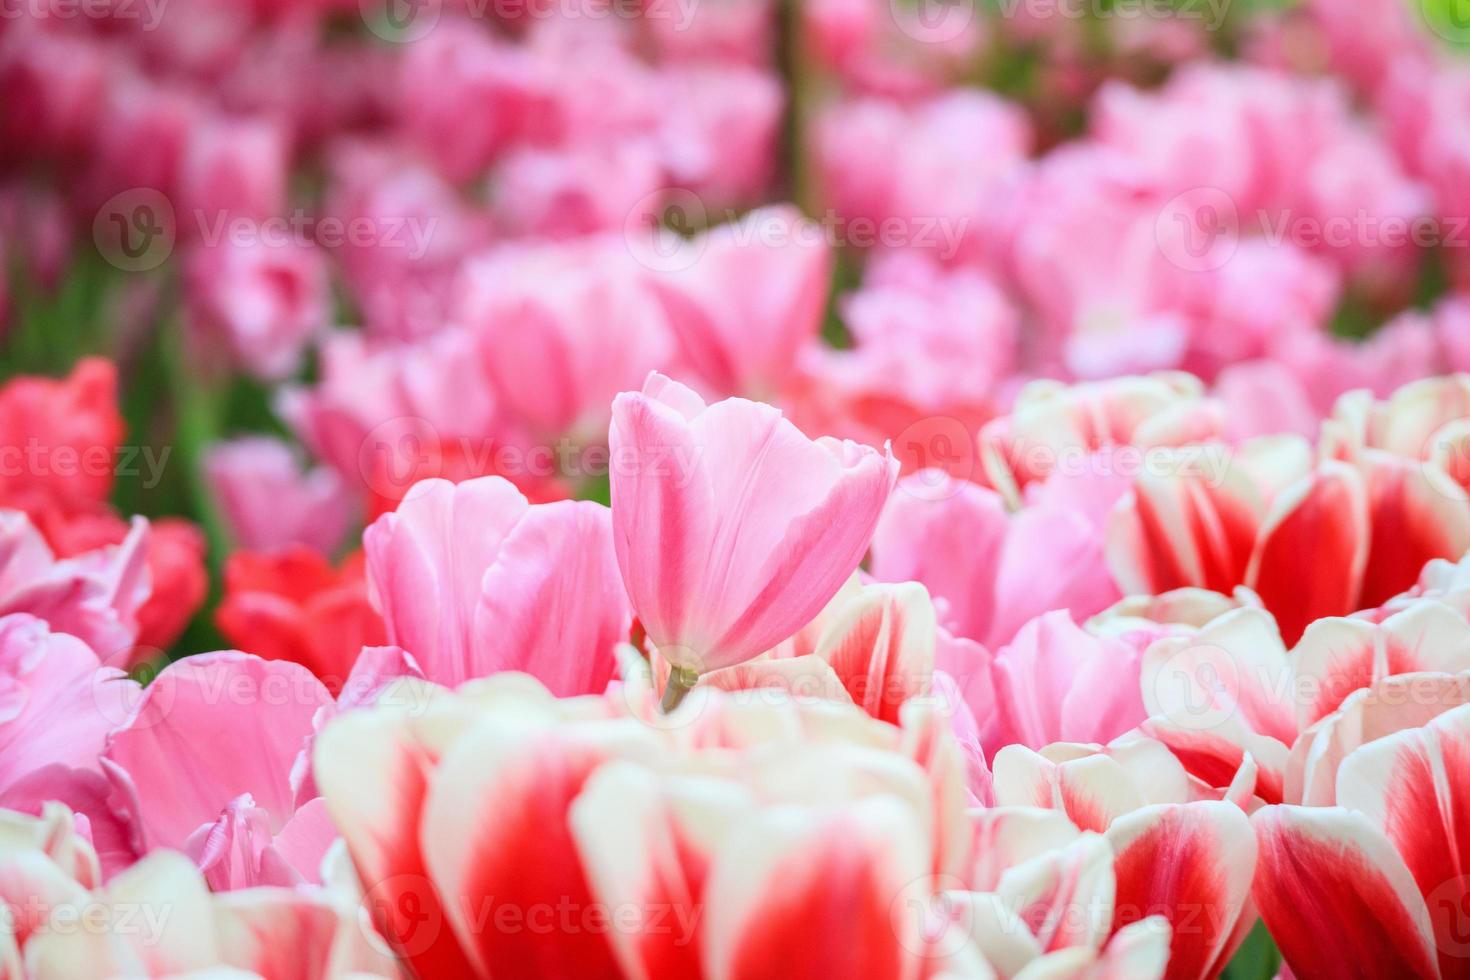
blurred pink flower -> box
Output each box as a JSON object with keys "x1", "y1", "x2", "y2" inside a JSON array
[
  {"x1": 185, "y1": 237, "x2": 330, "y2": 381},
  {"x1": 203, "y1": 436, "x2": 355, "y2": 554},
  {"x1": 177, "y1": 114, "x2": 290, "y2": 232},
  {"x1": 610, "y1": 373, "x2": 896, "y2": 676},
  {"x1": 456, "y1": 236, "x2": 673, "y2": 440},
  {"x1": 814, "y1": 91, "x2": 1031, "y2": 269},
  {"x1": 642, "y1": 205, "x2": 833, "y2": 399}
]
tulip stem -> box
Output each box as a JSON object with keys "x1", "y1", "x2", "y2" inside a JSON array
[{"x1": 661, "y1": 667, "x2": 699, "y2": 714}]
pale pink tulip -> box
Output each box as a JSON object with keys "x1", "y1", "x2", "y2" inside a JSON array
[
  {"x1": 176, "y1": 114, "x2": 290, "y2": 229},
  {"x1": 364, "y1": 476, "x2": 630, "y2": 692},
  {"x1": 455, "y1": 237, "x2": 674, "y2": 440},
  {"x1": 609, "y1": 373, "x2": 896, "y2": 679},
  {"x1": 184, "y1": 237, "x2": 330, "y2": 381},
  {"x1": 641, "y1": 206, "x2": 832, "y2": 399},
  {"x1": 870, "y1": 471, "x2": 1120, "y2": 652},
  {"x1": 0, "y1": 511, "x2": 148, "y2": 664},
  {"x1": 102, "y1": 652, "x2": 335, "y2": 888},
  {"x1": 203, "y1": 436, "x2": 356, "y2": 555}
]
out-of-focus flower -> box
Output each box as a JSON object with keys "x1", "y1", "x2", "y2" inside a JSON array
[
  {"x1": 184, "y1": 237, "x2": 331, "y2": 381},
  {"x1": 0, "y1": 511, "x2": 148, "y2": 665},
  {"x1": 610, "y1": 373, "x2": 896, "y2": 680},
  {"x1": 0, "y1": 359, "x2": 124, "y2": 525},
  {"x1": 204, "y1": 436, "x2": 356, "y2": 555},
  {"x1": 492, "y1": 138, "x2": 666, "y2": 240},
  {"x1": 0, "y1": 27, "x2": 106, "y2": 168},
  {"x1": 365, "y1": 477, "x2": 629, "y2": 693},
  {"x1": 46, "y1": 513, "x2": 207, "y2": 663},
  {"x1": 642, "y1": 206, "x2": 833, "y2": 399},
  {"x1": 282, "y1": 329, "x2": 567, "y2": 515},
  {"x1": 0, "y1": 623, "x2": 140, "y2": 875},
  {"x1": 455, "y1": 236, "x2": 673, "y2": 440},
  {"x1": 641, "y1": 0, "x2": 774, "y2": 66},
  {"x1": 803, "y1": 0, "x2": 986, "y2": 96},
  {"x1": 1302, "y1": 0, "x2": 1430, "y2": 93},
  {"x1": 217, "y1": 548, "x2": 386, "y2": 695},
  {"x1": 177, "y1": 114, "x2": 290, "y2": 231},
  {"x1": 321, "y1": 141, "x2": 490, "y2": 342},
  {"x1": 657, "y1": 65, "x2": 782, "y2": 210},
  {"x1": 787, "y1": 255, "x2": 1020, "y2": 470},
  {"x1": 813, "y1": 91, "x2": 1031, "y2": 269},
  {"x1": 397, "y1": 19, "x2": 552, "y2": 182}
]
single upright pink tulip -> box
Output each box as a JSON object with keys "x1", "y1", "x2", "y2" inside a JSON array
[{"x1": 610, "y1": 373, "x2": 897, "y2": 693}]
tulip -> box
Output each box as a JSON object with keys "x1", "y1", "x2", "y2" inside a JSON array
[
  {"x1": 640, "y1": 207, "x2": 832, "y2": 400},
  {"x1": 203, "y1": 436, "x2": 356, "y2": 555},
  {"x1": 1253, "y1": 700, "x2": 1470, "y2": 979},
  {"x1": 0, "y1": 511, "x2": 148, "y2": 665},
  {"x1": 216, "y1": 548, "x2": 386, "y2": 695},
  {"x1": 455, "y1": 237, "x2": 674, "y2": 440},
  {"x1": 1, "y1": 807, "x2": 394, "y2": 978},
  {"x1": 610, "y1": 373, "x2": 897, "y2": 698},
  {"x1": 184, "y1": 237, "x2": 331, "y2": 382},
  {"x1": 365, "y1": 476, "x2": 630, "y2": 693}
]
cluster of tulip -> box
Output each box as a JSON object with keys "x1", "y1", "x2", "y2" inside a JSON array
[{"x1": 3, "y1": 0, "x2": 1470, "y2": 978}]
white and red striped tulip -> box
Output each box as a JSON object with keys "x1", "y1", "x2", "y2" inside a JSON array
[{"x1": 1254, "y1": 700, "x2": 1470, "y2": 978}]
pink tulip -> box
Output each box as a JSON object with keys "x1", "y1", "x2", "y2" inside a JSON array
[
  {"x1": 101, "y1": 649, "x2": 419, "y2": 890},
  {"x1": 203, "y1": 436, "x2": 356, "y2": 555},
  {"x1": 177, "y1": 114, "x2": 290, "y2": 230},
  {"x1": 184, "y1": 237, "x2": 330, "y2": 381},
  {"x1": 641, "y1": 206, "x2": 832, "y2": 399},
  {"x1": 980, "y1": 610, "x2": 1147, "y2": 757},
  {"x1": 0, "y1": 511, "x2": 148, "y2": 665},
  {"x1": 657, "y1": 65, "x2": 783, "y2": 210},
  {"x1": 364, "y1": 476, "x2": 630, "y2": 693},
  {"x1": 813, "y1": 92, "x2": 1030, "y2": 269},
  {"x1": 492, "y1": 138, "x2": 665, "y2": 240},
  {"x1": 870, "y1": 471, "x2": 1120, "y2": 652},
  {"x1": 610, "y1": 373, "x2": 896, "y2": 683},
  {"x1": 455, "y1": 237, "x2": 674, "y2": 440}
]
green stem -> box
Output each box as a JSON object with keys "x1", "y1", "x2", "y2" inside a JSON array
[{"x1": 660, "y1": 666, "x2": 699, "y2": 714}]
